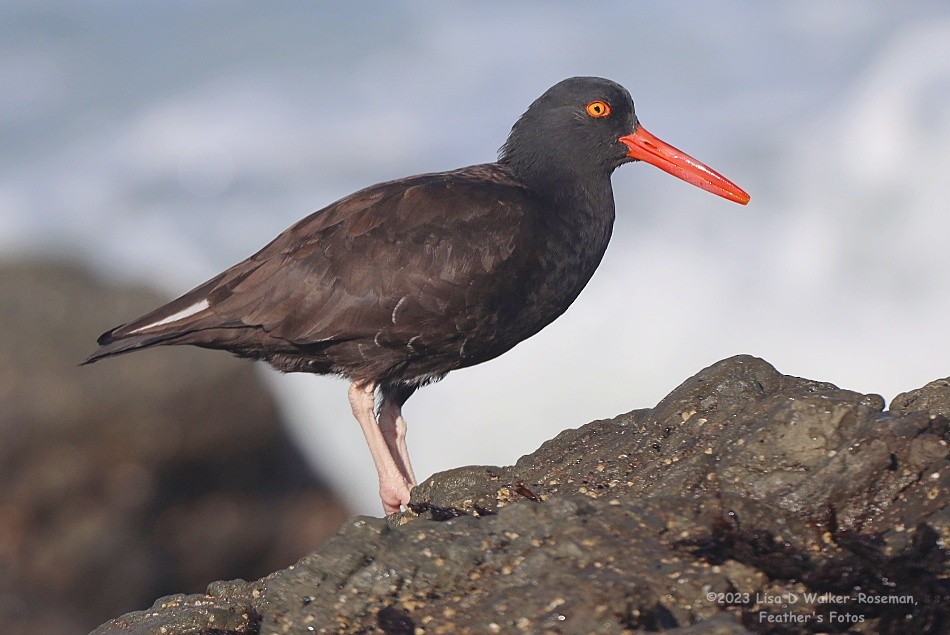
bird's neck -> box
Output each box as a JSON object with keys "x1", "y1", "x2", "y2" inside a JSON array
[
  {"x1": 510, "y1": 161, "x2": 617, "y2": 269},
  {"x1": 505, "y1": 159, "x2": 616, "y2": 221}
]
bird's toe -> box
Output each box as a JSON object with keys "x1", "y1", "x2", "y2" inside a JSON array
[{"x1": 379, "y1": 480, "x2": 413, "y2": 515}]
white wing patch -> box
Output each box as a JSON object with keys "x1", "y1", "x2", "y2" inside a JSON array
[{"x1": 130, "y1": 299, "x2": 210, "y2": 333}]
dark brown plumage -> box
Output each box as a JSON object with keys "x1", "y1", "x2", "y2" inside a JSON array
[{"x1": 85, "y1": 77, "x2": 749, "y2": 513}]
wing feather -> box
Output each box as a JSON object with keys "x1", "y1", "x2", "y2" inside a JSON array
[{"x1": 86, "y1": 164, "x2": 540, "y2": 366}]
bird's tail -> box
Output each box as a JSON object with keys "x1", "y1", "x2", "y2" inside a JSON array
[
  {"x1": 82, "y1": 273, "x2": 228, "y2": 365},
  {"x1": 82, "y1": 328, "x2": 182, "y2": 364}
]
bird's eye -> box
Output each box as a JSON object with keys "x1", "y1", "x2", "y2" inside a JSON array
[{"x1": 585, "y1": 100, "x2": 611, "y2": 118}]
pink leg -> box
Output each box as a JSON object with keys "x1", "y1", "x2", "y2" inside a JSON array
[
  {"x1": 348, "y1": 381, "x2": 413, "y2": 514},
  {"x1": 378, "y1": 399, "x2": 417, "y2": 486}
]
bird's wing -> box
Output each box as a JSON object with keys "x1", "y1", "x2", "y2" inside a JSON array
[{"x1": 88, "y1": 164, "x2": 540, "y2": 360}]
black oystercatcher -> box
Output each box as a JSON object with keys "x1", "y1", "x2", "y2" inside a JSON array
[{"x1": 85, "y1": 77, "x2": 749, "y2": 513}]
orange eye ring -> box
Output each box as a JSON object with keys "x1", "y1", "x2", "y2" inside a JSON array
[{"x1": 585, "y1": 100, "x2": 611, "y2": 118}]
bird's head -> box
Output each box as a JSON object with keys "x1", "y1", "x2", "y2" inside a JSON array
[{"x1": 500, "y1": 76, "x2": 749, "y2": 205}]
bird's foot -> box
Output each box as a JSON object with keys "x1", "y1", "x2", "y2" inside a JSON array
[{"x1": 380, "y1": 478, "x2": 413, "y2": 515}]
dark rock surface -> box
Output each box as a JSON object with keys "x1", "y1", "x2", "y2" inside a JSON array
[
  {"x1": 92, "y1": 355, "x2": 949, "y2": 634},
  {"x1": 0, "y1": 260, "x2": 349, "y2": 635}
]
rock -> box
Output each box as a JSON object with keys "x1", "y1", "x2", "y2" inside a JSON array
[
  {"x1": 91, "y1": 355, "x2": 950, "y2": 634},
  {"x1": 0, "y1": 260, "x2": 349, "y2": 635}
]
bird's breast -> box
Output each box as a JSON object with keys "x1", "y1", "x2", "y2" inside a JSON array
[{"x1": 449, "y1": 195, "x2": 616, "y2": 366}]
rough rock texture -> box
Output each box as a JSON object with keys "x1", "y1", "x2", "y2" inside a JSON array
[
  {"x1": 94, "y1": 355, "x2": 950, "y2": 634},
  {"x1": 0, "y1": 260, "x2": 349, "y2": 635}
]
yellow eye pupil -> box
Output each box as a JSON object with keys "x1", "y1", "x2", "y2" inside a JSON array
[{"x1": 586, "y1": 100, "x2": 610, "y2": 118}]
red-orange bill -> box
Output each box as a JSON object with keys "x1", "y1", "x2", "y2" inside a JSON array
[{"x1": 619, "y1": 126, "x2": 750, "y2": 205}]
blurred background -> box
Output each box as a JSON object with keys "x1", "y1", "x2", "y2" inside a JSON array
[{"x1": 3, "y1": 1, "x2": 950, "y2": 632}]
